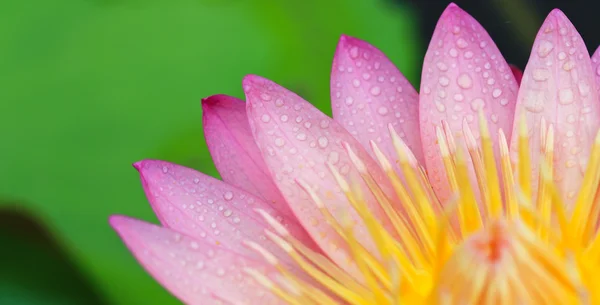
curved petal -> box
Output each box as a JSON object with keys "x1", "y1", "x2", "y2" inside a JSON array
[
  {"x1": 110, "y1": 216, "x2": 284, "y2": 305},
  {"x1": 592, "y1": 46, "x2": 600, "y2": 93},
  {"x1": 134, "y1": 159, "x2": 317, "y2": 262},
  {"x1": 419, "y1": 3, "x2": 519, "y2": 204},
  {"x1": 202, "y1": 95, "x2": 290, "y2": 216},
  {"x1": 330, "y1": 35, "x2": 424, "y2": 168},
  {"x1": 510, "y1": 64, "x2": 523, "y2": 85},
  {"x1": 510, "y1": 9, "x2": 600, "y2": 205},
  {"x1": 244, "y1": 75, "x2": 394, "y2": 267}
]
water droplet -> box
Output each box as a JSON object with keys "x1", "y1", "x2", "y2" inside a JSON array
[
  {"x1": 296, "y1": 133, "x2": 307, "y2": 141},
  {"x1": 563, "y1": 60, "x2": 575, "y2": 71},
  {"x1": 223, "y1": 209, "x2": 233, "y2": 217},
  {"x1": 558, "y1": 52, "x2": 566, "y2": 60},
  {"x1": 318, "y1": 136, "x2": 329, "y2": 148},
  {"x1": 370, "y1": 86, "x2": 381, "y2": 96},
  {"x1": 524, "y1": 92, "x2": 544, "y2": 113},
  {"x1": 537, "y1": 40, "x2": 554, "y2": 57},
  {"x1": 362, "y1": 72, "x2": 371, "y2": 80},
  {"x1": 492, "y1": 88, "x2": 502, "y2": 98},
  {"x1": 275, "y1": 138, "x2": 285, "y2": 147},
  {"x1": 559, "y1": 27, "x2": 568, "y2": 36},
  {"x1": 559, "y1": 88, "x2": 574, "y2": 105},
  {"x1": 320, "y1": 120, "x2": 330, "y2": 129},
  {"x1": 449, "y1": 48, "x2": 458, "y2": 57},
  {"x1": 456, "y1": 38, "x2": 468, "y2": 49},
  {"x1": 275, "y1": 98, "x2": 284, "y2": 107},
  {"x1": 345, "y1": 96, "x2": 354, "y2": 105},
  {"x1": 378, "y1": 107, "x2": 388, "y2": 115},
  {"x1": 261, "y1": 114, "x2": 271, "y2": 123},
  {"x1": 280, "y1": 114, "x2": 289, "y2": 122},
  {"x1": 579, "y1": 82, "x2": 590, "y2": 96},
  {"x1": 223, "y1": 191, "x2": 233, "y2": 201},
  {"x1": 436, "y1": 62, "x2": 448, "y2": 71},
  {"x1": 470, "y1": 98, "x2": 485, "y2": 111},
  {"x1": 328, "y1": 151, "x2": 340, "y2": 164},
  {"x1": 349, "y1": 46, "x2": 359, "y2": 58},
  {"x1": 260, "y1": 93, "x2": 272, "y2": 101},
  {"x1": 457, "y1": 73, "x2": 473, "y2": 89},
  {"x1": 435, "y1": 101, "x2": 446, "y2": 112},
  {"x1": 352, "y1": 79, "x2": 361, "y2": 87},
  {"x1": 532, "y1": 68, "x2": 550, "y2": 81},
  {"x1": 464, "y1": 51, "x2": 474, "y2": 59},
  {"x1": 439, "y1": 76, "x2": 450, "y2": 87}
]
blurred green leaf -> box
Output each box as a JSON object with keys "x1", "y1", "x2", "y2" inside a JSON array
[
  {"x1": 0, "y1": 207, "x2": 105, "y2": 305},
  {"x1": 0, "y1": 0, "x2": 419, "y2": 304}
]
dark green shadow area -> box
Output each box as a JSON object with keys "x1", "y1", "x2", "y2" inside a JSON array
[{"x1": 0, "y1": 206, "x2": 107, "y2": 305}]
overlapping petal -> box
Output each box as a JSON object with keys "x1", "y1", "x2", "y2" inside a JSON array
[
  {"x1": 330, "y1": 35, "x2": 424, "y2": 170},
  {"x1": 419, "y1": 3, "x2": 519, "y2": 204},
  {"x1": 510, "y1": 9, "x2": 600, "y2": 205},
  {"x1": 134, "y1": 159, "x2": 316, "y2": 263},
  {"x1": 202, "y1": 95, "x2": 291, "y2": 216},
  {"x1": 591, "y1": 46, "x2": 600, "y2": 94},
  {"x1": 244, "y1": 74, "x2": 395, "y2": 267},
  {"x1": 110, "y1": 216, "x2": 283, "y2": 305}
]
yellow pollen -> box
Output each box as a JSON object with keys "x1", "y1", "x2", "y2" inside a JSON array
[{"x1": 246, "y1": 115, "x2": 600, "y2": 304}]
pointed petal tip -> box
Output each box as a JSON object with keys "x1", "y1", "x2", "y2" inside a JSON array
[
  {"x1": 201, "y1": 95, "x2": 218, "y2": 110},
  {"x1": 108, "y1": 214, "x2": 131, "y2": 232},
  {"x1": 334, "y1": 34, "x2": 372, "y2": 62},
  {"x1": 242, "y1": 74, "x2": 265, "y2": 88},
  {"x1": 337, "y1": 34, "x2": 363, "y2": 47},
  {"x1": 549, "y1": 8, "x2": 566, "y2": 18},
  {"x1": 442, "y1": 2, "x2": 464, "y2": 15},
  {"x1": 132, "y1": 161, "x2": 143, "y2": 171}
]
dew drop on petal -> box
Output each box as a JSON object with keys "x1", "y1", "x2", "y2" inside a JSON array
[
  {"x1": 345, "y1": 96, "x2": 354, "y2": 105},
  {"x1": 537, "y1": 40, "x2": 554, "y2": 57},
  {"x1": 318, "y1": 136, "x2": 329, "y2": 148},
  {"x1": 223, "y1": 191, "x2": 233, "y2": 201},
  {"x1": 457, "y1": 73, "x2": 473, "y2": 89},
  {"x1": 370, "y1": 86, "x2": 381, "y2": 96},
  {"x1": 275, "y1": 138, "x2": 285, "y2": 147},
  {"x1": 559, "y1": 89, "x2": 574, "y2": 105}
]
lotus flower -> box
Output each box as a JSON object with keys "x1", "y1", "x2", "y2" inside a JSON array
[{"x1": 110, "y1": 3, "x2": 600, "y2": 304}]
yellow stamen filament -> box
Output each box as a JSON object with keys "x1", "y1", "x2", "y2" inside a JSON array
[{"x1": 245, "y1": 114, "x2": 600, "y2": 304}]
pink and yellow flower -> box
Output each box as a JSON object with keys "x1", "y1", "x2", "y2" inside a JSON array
[{"x1": 111, "y1": 3, "x2": 600, "y2": 304}]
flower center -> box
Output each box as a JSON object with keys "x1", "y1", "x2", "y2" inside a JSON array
[{"x1": 245, "y1": 113, "x2": 600, "y2": 304}]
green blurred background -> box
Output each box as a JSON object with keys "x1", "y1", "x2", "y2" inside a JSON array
[{"x1": 1, "y1": 0, "x2": 597, "y2": 304}]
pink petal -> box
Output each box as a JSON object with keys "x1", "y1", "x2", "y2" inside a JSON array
[
  {"x1": 110, "y1": 216, "x2": 284, "y2": 305},
  {"x1": 330, "y1": 35, "x2": 424, "y2": 168},
  {"x1": 244, "y1": 75, "x2": 394, "y2": 267},
  {"x1": 510, "y1": 9, "x2": 600, "y2": 205},
  {"x1": 202, "y1": 95, "x2": 291, "y2": 216},
  {"x1": 509, "y1": 64, "x2": 523, "y2": 85},
  {"x1": 419, "y1": 3, "x2": 519, "y2": 204},
  {"x1": 134, "y1": 159, "x2": 316, "y2": 263},
  {"x1": 592, "y1": 46, "x2": 600, "y2": 93}
]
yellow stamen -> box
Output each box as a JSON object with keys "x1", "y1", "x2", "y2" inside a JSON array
[{"x1": 246, "y1": 114, "x2": 600, "y2": 305}]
